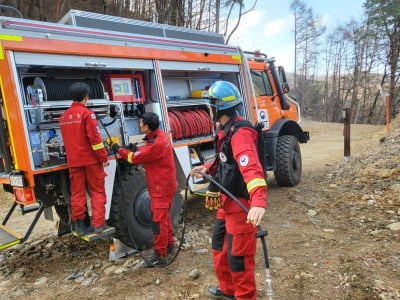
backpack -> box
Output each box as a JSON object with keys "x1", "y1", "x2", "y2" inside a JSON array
[
  {"x1": 226, "y1": 120, "x2": 267, "y2": 172},
  {"x1": 211, "y1": 119, "x2": 266, "y2": 199}
]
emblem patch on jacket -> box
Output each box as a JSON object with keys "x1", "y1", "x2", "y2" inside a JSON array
[
  {"x1": 239, "y1": 155, "x2": 249, "y2": 166},
  {"x1": 219, "y1": 152, "x2": 227, "y2": 162}
]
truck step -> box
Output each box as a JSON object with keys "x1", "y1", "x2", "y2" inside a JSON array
[
  {"x1": 73, "y1": 225, "x2": 116, "y2": 242},
  {"x1": 17, "y1": 204, "x2": 40, "y2": 215},
  {"x1": 0, "y1": 224, "x2": 23, "y2": 250}
]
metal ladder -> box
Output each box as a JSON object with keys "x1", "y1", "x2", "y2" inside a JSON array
[{"x1": 0, "y1": 201, "x2": 45, "y2": 250}]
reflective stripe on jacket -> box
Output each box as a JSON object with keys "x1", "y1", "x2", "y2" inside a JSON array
[
  {"x1": 118, "y1": 128, "x2": 177, "y2": 198},
  {"x1": 59, "y1": 101, "x2": 107, "y2": 167},
  {"x1": 209, "y1": 116, "x2": 267, "y2": 213}
]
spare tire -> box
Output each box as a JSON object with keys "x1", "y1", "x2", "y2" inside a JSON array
[{"x1": 109, "y1": 163, "x2": 182, "y2": 249}]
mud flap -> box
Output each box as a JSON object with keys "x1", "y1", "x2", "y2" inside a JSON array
[{"x1": 55, "y1": 219, "x2": 72, "y2": 236}]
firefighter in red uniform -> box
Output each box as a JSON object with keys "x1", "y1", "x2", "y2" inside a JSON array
[
  {"x1": 111, "y1": 112, "x2": 177, "y2": 266},
  {"x1": 59, "y1": 82, "x2": 109, "y2": 236},
  {"x1": 191, "y1": 81, "x2": 267, "y2": 300}
]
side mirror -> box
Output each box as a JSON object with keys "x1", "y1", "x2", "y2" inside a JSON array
[
  {"x1": 278, "y1": 66, "x2": 290, "y2": 93},
  {"x1": 278, "y1": 66, "x2": 287, "y2": 81},
  {"x1": 282, "y1": 82, "x2": 290, "y2": 94}
]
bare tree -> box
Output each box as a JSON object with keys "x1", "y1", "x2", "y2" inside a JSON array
[
  {"x1": 5, "y1": 0, "x2": 396, "y2": 126},
  {"x1": 364, "y1": 0, "x2": 400, "y2": 119},
  {"x1": 290, "y1": 0, "x2": 325, "y2": 115}
]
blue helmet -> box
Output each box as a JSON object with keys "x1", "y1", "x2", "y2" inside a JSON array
[{"x1": 208, "y1": 81, "x2": 242, "y2": 111}]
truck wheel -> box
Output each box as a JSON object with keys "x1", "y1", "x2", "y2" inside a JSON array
[
  {"x1": 109, "y1": 164, "x2": 183, "y2": 249},
  {"x1": 274, "y1": 135, "x2": 302, "y2": 186}
]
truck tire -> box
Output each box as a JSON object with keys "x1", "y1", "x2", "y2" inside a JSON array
[
  {"x1": 274, "y1": 135, "x2": 302, "y2": 186},
  {"x1": 109, "y1": 164, "x2": 183, "y2": 249}
]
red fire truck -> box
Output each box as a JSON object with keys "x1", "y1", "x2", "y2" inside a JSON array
[{"x1": 0, "y1": 9, "x2": 308, "y2": 250}]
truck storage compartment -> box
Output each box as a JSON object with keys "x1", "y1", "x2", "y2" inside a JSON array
[
  {"x1": 20, "y1": 72, "x2": 128, "y2": 170},
  {"x1": 161, "y1": 67, "x2": 241, "y2": 146}
]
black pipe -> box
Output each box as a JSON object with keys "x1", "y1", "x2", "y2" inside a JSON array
[{"x1": 269, "y1": 60, "x2": 290, "y2": 110}]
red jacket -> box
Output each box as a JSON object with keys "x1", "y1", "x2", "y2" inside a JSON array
[
  {"x1": 206, "y1": 116, "x2": 267, "y2": 213},
  {"x1": 118, "y1": 128, "x2": 177, "y2": 198},
  {"x1": 59, "y1": 102, "x2": 107, "y2": 167}
]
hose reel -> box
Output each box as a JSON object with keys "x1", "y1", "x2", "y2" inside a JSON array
[
  {"x1": 25, "y1": 77, "x2": 107, "y2": 125},
  {"x1": 32, "y1": 77, "x2": 104, "y2": 101}
]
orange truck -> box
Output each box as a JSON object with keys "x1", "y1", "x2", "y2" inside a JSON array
[{"x1": 0, "y1": 9, "x2": 309, "y2": 250}]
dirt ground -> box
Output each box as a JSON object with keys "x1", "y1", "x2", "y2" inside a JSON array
[{"x1": 0, "y1": 119, "x2": 399, "y2": 300}]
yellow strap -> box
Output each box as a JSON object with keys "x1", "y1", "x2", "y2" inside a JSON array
[
  {"x1": 92, "y1": 142, "x2": 105, "y2": 151},
  {"x1": 247, "y1": 178, "x2": 267, "y2": 193},
  {"x1": 127, "y1": 152, "x2": 134, "y2": 164}
]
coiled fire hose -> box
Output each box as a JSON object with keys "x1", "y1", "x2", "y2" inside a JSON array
[{"x1": 192, "y1": 170, "x2": 274, "y2": 300}]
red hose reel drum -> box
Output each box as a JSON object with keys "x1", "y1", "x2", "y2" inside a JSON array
[{"x1": 168, "y1": 109, "x2": 213, "y2": 140}]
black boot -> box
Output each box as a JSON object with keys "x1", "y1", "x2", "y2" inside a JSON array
[
  {"x1": 207, "y1": 286, "x2": 235, "y2": 300},
  {"x1": 94, "y1": 225, "x2": 106, "y2": 234},
  {"x1": 72, "y1": 219, "x2": 86, "y2": 236},
  {"x1": 149, "y1": 250, "x2": 166, "y2": 266},
  {"x1": 167, "y1": 244, "x2": 175, "y2": 255}
]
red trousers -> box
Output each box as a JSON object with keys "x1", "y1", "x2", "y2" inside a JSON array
[
  {"x1": 69, "y1": 163, "x2": 107, "y2": 227},
  {"x1": 151, "y1": 195, "x2": 175, "y2": 255},
  {"x1": 212, "y1": 210, "x2": 257, "y2": 300}
]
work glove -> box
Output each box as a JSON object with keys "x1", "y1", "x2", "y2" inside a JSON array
[
  {"x1": 111, "y1": 142, "x2": 120, "y2": 153},
  {"x1": 126, "y1": 142, "x2": 138, "y2": 152},
  {"x1": 205, "y1": 181, "x2": 222, "y2": 210},
  {"x1": 205, "y1": 190, "x2": 222, "y2": 210}
]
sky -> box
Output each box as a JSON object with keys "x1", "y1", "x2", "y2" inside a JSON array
[{"x1": 229, "y1": 0, "x2": 366, "y2": 72}]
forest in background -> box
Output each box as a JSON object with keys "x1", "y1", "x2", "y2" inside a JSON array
[
  {"x1": 0, "y1": 0, "x2": 398, "y2": 125},
  {"x1": 291, "y1": 0, "x2": 399, "y2": 125}
]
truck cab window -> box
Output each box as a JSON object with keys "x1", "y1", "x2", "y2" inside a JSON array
[{"x1": 250, "y1": 70, "x2": 273, "y2": 96}]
